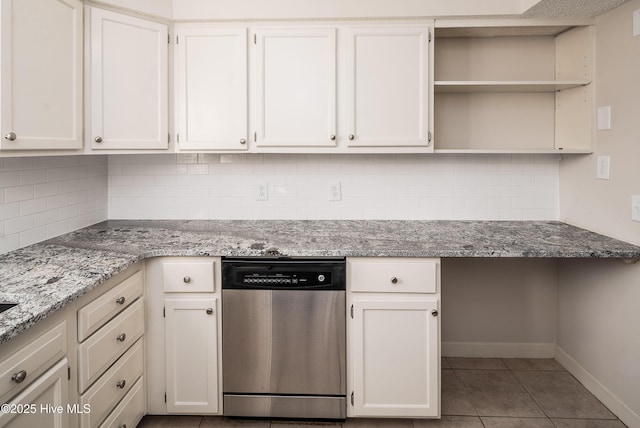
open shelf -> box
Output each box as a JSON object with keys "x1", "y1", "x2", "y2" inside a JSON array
[{"x1": 434, "y1": 80, "x2": 590, "y2": 93}]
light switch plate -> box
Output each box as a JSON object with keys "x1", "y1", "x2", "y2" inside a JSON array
[
  {"x1": 597, "y1": 106, "x2": 611, "y2": 130},
  {"x1": 633, "y1": 9, "x2": 640, "y2": 37},
  {"x1": 597, "y1": 156, "x2": 610, "y2": 180},
  {"x1": 632, "y1": 195, "x2": 640, "y2": 222}
]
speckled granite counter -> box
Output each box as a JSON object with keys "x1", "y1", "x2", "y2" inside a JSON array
[{"x1": 1, "y1": 220, "x2": 639, "y2": 344}]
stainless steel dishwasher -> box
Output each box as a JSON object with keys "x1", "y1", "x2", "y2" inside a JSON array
[{"x1": 222, "y1": 257, "x2": 346, "y2": 419}]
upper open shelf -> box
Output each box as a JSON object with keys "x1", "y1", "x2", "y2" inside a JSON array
[{"x1": 434, "y1": 80, "x2": 591, "y2": 93}]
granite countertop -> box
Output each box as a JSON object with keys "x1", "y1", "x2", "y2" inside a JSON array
[{"x1": 1, "y1": 219, "x2": 640, "y2": 345}]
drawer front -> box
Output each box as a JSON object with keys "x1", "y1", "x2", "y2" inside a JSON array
[
  {"x1": 0, "y1": 321, "x2": 67, "y2": 401},
  {"x1": 78, "y1": 270, "x2": 144, "y2": 342},
  {"x1": 80, "y1": 339, "x2": 144, "y2": 428},
  {"x1": 78, "y1": 299, "x2": 144, "y2": 393},
  {"x1": 163, "y1": 260, "x2": 215, "y2": 293},
  {"x1": 348, "y1": 258, "x2": 438, "y2": 293},
  {"x1": 98, "y1": 376, "x2": 145, "y2": 428}
]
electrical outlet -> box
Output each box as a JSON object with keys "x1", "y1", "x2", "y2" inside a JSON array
[
  {"x1": 632, "y1": 195, "x2": 640, "y2": 222},
  {"x1": 633, "y1": 9, "x2": 640, "y2": 37},
  {"x1": 596, "y1": 156, "x2": 610, "y2": 180},
  {"x1": 328, "y1": 181, "x2": 341, "y2": 201},
  {"x1": 256, "y1": 181, "x2": 268, "y2": 201}
]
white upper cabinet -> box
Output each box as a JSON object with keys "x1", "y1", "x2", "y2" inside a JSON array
[
  {"x1": 347, "y1": 26, "x2": 432, "y2": 149},
  {"x1": 175, "y1": 27, "x2": 248, "y2": 151},
  {"x1": 0, "y1": 0, "x2": 83, "y2": 151},
  {"x1": 254, "y1": 28, "x2": 337, "y2": 147},
  {"x1": 87, "y1": 7, "x2": 168, "y2": 150}
]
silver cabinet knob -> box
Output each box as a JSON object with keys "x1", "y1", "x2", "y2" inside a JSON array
[
  {"x1": 119, "y1": 425, "x2": 127, "y2": 428},
  {"x1": 390, "y1": 277, "x2": 398, "y2": 284},
  {"x1": 115, "y1": 296, "x2": 126, "y2": 305},
  {"x1": 206, "y1": 308, "x2": 213, "y2": 315},
  {"x1": 116, "y1": 379, "x2": 126, "y2": 389},
  {"x1": 348, "y1": 134, "x2": 355, "y2": 140},
  {"x1": 431, "y1": 309, "x2": 439, "y2": 317},
  {"x1": 94, "y1": 136, "x2": 103, "y2": 143},
  {"x1": 183, "y1": 276, "x2": 191, "y2": 283},
  {"x1": 240, "y1": 138, "x2": 246, "y2": 144},
  {"x1": 116, "y1": 333, "x2": 127, "y2": 342},
  {"x1": 11, "y1": 370, "x2": 27, "y2": 384},
  {"x1": 330, "y1": 134, "x2": 336, "y2": 140},
  {"x1": 4, "y1": 132, "x2": 17, "y2": 141}
]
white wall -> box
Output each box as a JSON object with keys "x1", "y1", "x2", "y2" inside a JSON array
[
  {"x1": 108, "y1": 153, "x2": 559, "y2": 221},
  {"x1": 557, "y1": 1, "x2": 640, "y2": 426},
  {"x1": 0, "y1": 156, "x2": 108, "y2": 255}
]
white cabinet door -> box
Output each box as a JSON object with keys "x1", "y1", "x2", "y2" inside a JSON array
[
  {"x1": 0, "y1": 0, "x2": 82, "y2": 150},
  {"x1": 0, "y1": 359, "x2": 69, "y2": 428},
  {"x1": 176, "y1": 27, "x2": 248, "y2": 151},
  {"x1": 165, "y1": 298, "x2": 219, "y2": 414},
  {"x1": 347, "y1": 26, "x2": 432, "y2": 148},
  {"x1": 88, "y1": 7, "x2": 168, "y2": 150},
  {"x1": 351, "y1": 299, "x2": 439, "y2": 417},
  {"x1": 254, "y1": 28, "x2": 336, "y2": 147}
]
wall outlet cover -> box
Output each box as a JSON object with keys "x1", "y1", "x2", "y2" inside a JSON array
[
  {"x1": 632, "y1": 195, "x2": 640, "y2": 222},
  {"x1": 328, "y1": 181, "x2": 341, "y2": 201},
  {"x1": 596, "y1": 156, "x2": 610, "y2": 180},
  {"x1": 256, "y1": 181, "x2": 268, "y2": 201},
  {"x1": 633, "y1": 9, "x2": 640, "y2": 37}
]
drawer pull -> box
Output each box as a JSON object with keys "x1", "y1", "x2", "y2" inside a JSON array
[
  {"x1": 119, "y1": 425, "x2": 127, "y2": 428},
  {"x1": 116, "y1": 333, "x2": 127, "y2": 342},
  {"x1": 115, "y1": 296, "x2": 126, "y2": 305},
  {"x1": 183, "y1": 276, "x2": 191, "y2": 284},
  {"x1": 206, "y1": 308, "x2": 213, "y2": 315},
  {"x1": 431, "y1": 309, "x2": 439, "y2": 317},
  {"x1": 11, "y1": 370, "x2": 27, "y2": 384},
  {"x1": 390, "y1": 277, "x2": 398, "y2": 284},
  {"x1": 116, "y1": 379, "x2": 126, "y2": 389}
]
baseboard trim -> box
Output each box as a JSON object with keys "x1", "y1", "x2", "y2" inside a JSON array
[
  {"x1": 555, "y1": 346, "x2": 640, "y2": 428},
  {"x1": 442, "y1": 342, "x2": 555, "y2": 358}
]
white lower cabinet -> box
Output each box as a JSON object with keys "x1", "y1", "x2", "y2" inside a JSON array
[
  {"x1": 0, "y1": 359, "x2": 69, "y2": 428},
  {"x1": 347, "y1": 257, "x2": 441, "y2": 418},
  {"x1": 165, "y1": 298, "x2": 219, "y2": 414}
]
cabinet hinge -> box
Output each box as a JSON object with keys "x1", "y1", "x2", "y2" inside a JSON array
[
  {"x1": 177, "y1": 134, "x2": 180, "y2": 144},
  {"x1": 164, "y1": 393, "x2": 167, "y2": 403},
  {"x1": 428, "y1": 131, "x2": 432, "y2": 143},
  {"x1": 163, "y1": 307, "x2": 165, "y2": 318},
  {"x1": 350, "y1": 304, "x2": 354, "y2": 319},
  {"x1": 350, "y1": 391, "x2": 354, "y2": 406},
  {"x1": 168, "y1": 33, "x2": 170, "y2": 44},
  {"x1": 254, "y1": 34, "x2": 257, "y2": 44},
  {"x1": 176, "y1": 35, "x2": 179, "y2": 44},
  {"x1": 168, "y1": 133, "x2": 170, "y2": 144},
  {"x1": 429, "y1": 31, "x2": 432, "y2": 43},
  {"x1": 253, "y1": 132, "x2": 257, "y2": 142},
  {"x1": 67, "y1": 366, "x2": 71, "y2": 381}
]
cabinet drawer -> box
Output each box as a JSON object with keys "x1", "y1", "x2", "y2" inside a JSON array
[
  {"x1": 0, "y1": 321, "x2": 67, "y2": 401},
  {"x1": 163, "y1": 260, "x2": 215, "y2": 292},
  {"x1": 78, "y1": 270, "x2": 143, "y2": 342},
  {"x1": 78, "y1": 299, "x2": 144, "y2": 393},
  {"x1": 348, "y1": 258, "x2": 438, "y2": 293},
  {"x1": 98, "y1": 375, "x2": 145, "y2": 428},
  {"x1": 80, "y1": 339, "x2": 143, "y2": 428}
]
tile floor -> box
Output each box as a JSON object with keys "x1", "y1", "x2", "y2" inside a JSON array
[{"x1": 137, "y1": 358, "x2": 627, "y2": 428}]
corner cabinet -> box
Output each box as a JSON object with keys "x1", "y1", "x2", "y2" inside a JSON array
[
  {"x1": 86, "y1": 7, "x2": 168, "y2": 151},
  {"x1": 347, "y1": 257, "x2": 440, "y2": 418},
  {"x1": 174, "y1": 27, "x2": 248, "y2": 151},
  {"x1": 347, "y1": 27, "x2": 432, "y2": 149},
  {"x1": 0, "y1": 0, "x2": 83, "y2": 151}
]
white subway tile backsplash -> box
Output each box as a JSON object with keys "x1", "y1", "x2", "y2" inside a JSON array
[{"x1": 5, "y1": 185, "x2": 34, "y2": 203}]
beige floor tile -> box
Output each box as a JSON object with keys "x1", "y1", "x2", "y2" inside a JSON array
[
  {"x1": 502, "y1": 359, "x2": 565, "y2": 371},
  {"x1": 343, "y1": 418, "x2": 413, "y2": 427},
  {"x1": 550, "y1": 419, "x2": 627, "y2": 428},
  {"x1": 413, "y1": 416, "x2": 483, "y2": 427},
  {"x1": 137, "y1": 415, "x2": 203, "y2": 427},
  {"x1": 270, "y1": 421, "x2": 342, "y2": 428},
  {"x1": 514, "y1": 371, "x2": 616, "y2": 419},
  {"x1": 455, "y1": 370, "x2": 545, "y2": 417},
  {"x1": 199, "y1": 416, "x2": 271, "y2": 427},
  {"x1": 441, "y1": 370, "x2": 477, "y2": 416},
  {"x1": 481, "y1": 417, "x2": 555, "y2": 428},
  {"x1": 447, "y1": 358, "x2": 508, "y2": 370}
]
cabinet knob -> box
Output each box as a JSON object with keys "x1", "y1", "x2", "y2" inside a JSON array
[
  {"x1": 390, "y1": 277, "x2": 398, "y2": 284},
  {"x1": 183, "y1": 276, "x2": 191, "y2": 284},
  {"x1": 240, "y1": 138, "x2": 246, "y2": 144},
  {"x1": 206, "y1": 308, "x2": 213, "y2": 315},
  {"x1": 116, "y1": 333, "x2": 127, "y2": 342},
  {"x1": 115, "y1": 296, "x2": 126, "y2": 305},
  {"x1": 330, "y1": 134, "x2": 336, "y2": 141},
  {"x1": 94, "y1": 136, "x2": 103, "y2": 143},
  {"x1": 348, "y1": 134, "x2": 355, "y2": 140},
  {"x1": 119, "y1": 425, "x2": 127, "y2": 428},
  {"x1": 431, "y1": 309, "x2": 439, "y2": 317},
  {"x1": 116, "y1": 379, "x2": 126, "y2": 389},
  {"x1": 11, "y1": 370, "x2": 27, "y2": 384},
  {"x1": 3, "y1": 132, "x2": 17, "y2": 141}
]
